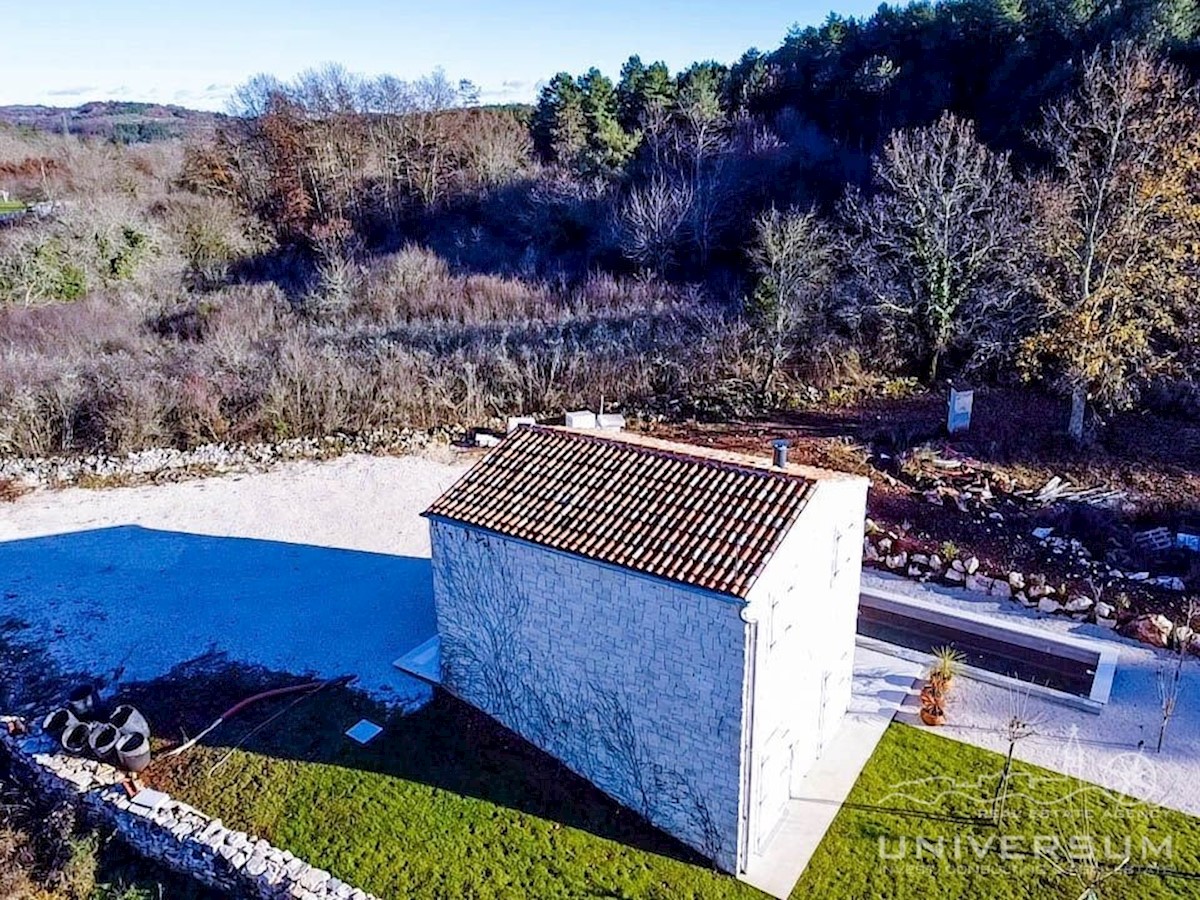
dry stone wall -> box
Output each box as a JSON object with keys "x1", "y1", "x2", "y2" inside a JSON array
[
  {"x1": 0, "y1": 720, "x2": 380, "y2": 900},
  {"x1": 0, "y1": 427, "x2": 457, "y2": 489}
]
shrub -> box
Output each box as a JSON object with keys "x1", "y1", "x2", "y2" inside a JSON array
[
  {"x1": 0, "y1": 476, "x2": 30, "y2": 502},
  {"x1": 0, "y1": 130, "x2": 770, "y2": 457},
  {"x1": 52, "y1": 835, "x2": 98, "y2": 900},
  {"x1": 0, "y1": 236, "x2": 89, "y2": 304}
]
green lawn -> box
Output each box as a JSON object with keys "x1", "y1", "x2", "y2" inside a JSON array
[
  {"x1": 137, "y1": 666, "x2": 1200, "y2": 900},
  {"x1": 143, "y1": 668, "x2": 759, "y2": 900},
  {"x1": 797, "y1": 724, "x2": 1200, "y2": 899}
]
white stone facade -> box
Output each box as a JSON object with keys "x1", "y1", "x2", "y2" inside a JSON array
[
  {"x1": 429, "y1": 518, "x2": 746, "y2": 869},
  {"x1": 737, "y1": 476, "x2": 867, "y2": 862},
  {"x1": 427, "y1": 475, "x2": 867, "y2": 877}
]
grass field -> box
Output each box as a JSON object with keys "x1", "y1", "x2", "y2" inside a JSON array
[
  {"x1": 135, "y1": 664, "x2": 1200, "y2": 900},
  {"x1": 796, "y1": 724, "x2": 1200, "y2": 899},
  {"x1": 144, "y1": 667, "x2": 756, "y2": 899}
]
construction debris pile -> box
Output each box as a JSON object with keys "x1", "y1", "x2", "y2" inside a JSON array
[
  {"x1": 891, "y1": 443, "x2": 1196, "y2": 593},
  {"x1": 1032, "y1": 527, "x2": 1187, "y2": 592},
  {"x1": 898, "y1": 445, "x2": 1128, "y2": 520}
]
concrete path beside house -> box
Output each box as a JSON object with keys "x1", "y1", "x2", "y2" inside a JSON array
[{"x1": 742, "y1": 646, "x2": 925, "y2": 899}]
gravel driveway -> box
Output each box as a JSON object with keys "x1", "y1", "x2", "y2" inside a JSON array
[{"x1": 0, "y1": 453, "x2": 469, "y2": 707}]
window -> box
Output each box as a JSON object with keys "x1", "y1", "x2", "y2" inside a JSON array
[
  {"x1": 831, "y1": 527, "x2": 844, "y2": 587},
  {"x1": 832, "y1": 520, "x2": 860, "y2": 587}
]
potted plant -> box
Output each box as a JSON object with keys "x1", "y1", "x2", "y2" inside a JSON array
[
  {"x1": 930, "y1": 645, "x2": 966, "y2": 693},
  {"x1": 919, "y1": 680, "x2": 946, "y2": 726}
]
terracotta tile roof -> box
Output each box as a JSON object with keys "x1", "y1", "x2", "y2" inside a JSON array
[{"x1": 424, "y1": 426, "x2": 818, "y2": 599}]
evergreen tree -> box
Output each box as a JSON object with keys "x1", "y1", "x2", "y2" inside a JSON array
[
  {"x1": 531, "y1": 72, "x2": 588, "y2": 164},
  {"x1": 578, "y1": 68, "x2": 640, "y2": 172},
  {"x1": 617, "y1": 56, "x2": 677, "y2": 130}
]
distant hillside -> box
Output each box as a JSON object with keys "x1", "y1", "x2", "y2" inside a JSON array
[{"x1": 0, "y1": 102, "x2": 222, "y2": 142}]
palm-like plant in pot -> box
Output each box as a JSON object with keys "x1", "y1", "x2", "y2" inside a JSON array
[
  {"x1": 919, "y1": 646, "x2": 965, "y2": 726},
  {"x1": 930, "y1": 645, "x2": 966, "y2": 693}
]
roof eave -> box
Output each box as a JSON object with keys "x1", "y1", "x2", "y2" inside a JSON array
[{"x1": 425, "y1": 513, "x2": 752, "y2": 606}]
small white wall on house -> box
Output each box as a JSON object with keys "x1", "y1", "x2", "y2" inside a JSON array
[
  {"x1": 739, "y1": 475, "x2": 868, "y2": 858},
  {"x1": 429, "y1": 519, "x2": 748, "y2": 872}
]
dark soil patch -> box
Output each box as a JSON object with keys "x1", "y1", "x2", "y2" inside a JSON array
[{"x1": 653, "y1": 387, "x2": 1200, "y2": 624}]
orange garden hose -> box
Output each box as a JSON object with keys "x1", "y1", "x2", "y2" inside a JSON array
[{"x1": 165, "y1": 674, "x2": 356, "y2": 757}]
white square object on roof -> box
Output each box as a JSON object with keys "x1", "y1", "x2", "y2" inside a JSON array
[
  {"x1": 565, "y1": 410, "x2": 596, "y2": 429},
  {"x1": 345, "y1": 719, "x2": 383, "y2": 745}
]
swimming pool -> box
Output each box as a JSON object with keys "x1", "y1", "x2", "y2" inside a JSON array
[{"x1": 857, "y1": 589, "x2": 1117, "y2": 712}]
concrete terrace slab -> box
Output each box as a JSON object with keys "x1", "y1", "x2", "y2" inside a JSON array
[
  {"x1": 393, "y1": 635, "x2": 442, "y2": 684},
  {"x1": 741, "y1": 645, "x2": 925, "y2": 899}
]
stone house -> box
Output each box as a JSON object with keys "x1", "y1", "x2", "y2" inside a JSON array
[{"x1": 421, "y1": 425, "x2": 867, "y2": 878}]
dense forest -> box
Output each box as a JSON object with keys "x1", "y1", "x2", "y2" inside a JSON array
[{"x1": 2, "y1": 0, "x2": 1200, "y2": 459}]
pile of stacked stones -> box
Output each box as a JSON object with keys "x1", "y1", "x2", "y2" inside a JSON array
[
  {"x1": 1, "y1": 718, "x2": 380, "y2": 900},
  {"x1": 1034, "y1": 529, "x2": 1187, "y2": 593},
  {"x1": 862, "y1": 519, "x2": 1200, "y2": 654},
  {"x1": 0, "y1": 426, "x2": 459, "y2": 490}
]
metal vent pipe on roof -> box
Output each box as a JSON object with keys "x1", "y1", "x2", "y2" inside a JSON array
[{"x1": 771, "y1": 439, "x2": 790, "y2": 469}]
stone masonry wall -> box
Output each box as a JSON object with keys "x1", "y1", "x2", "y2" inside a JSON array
[
  {"x1": 428, "y1": 520, "x2": 748, "y2": 872},
  {"x1": 0, "y1": 720, "x2": 380, "y2": 900}
]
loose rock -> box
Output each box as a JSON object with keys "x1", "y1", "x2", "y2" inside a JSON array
[
  {"x1": 1064, "y1": 596, "x2": 1094, "y2": 614},
  {"x1": 1122, "y1": 614, "x2": 1174, "y2": 648}
]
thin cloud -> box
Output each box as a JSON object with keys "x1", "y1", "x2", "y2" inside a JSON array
[
  {"x1": 174, "y1": 83, "x2": 234, "y2": 108},
  {"x1": 479, "y1": 79, "x2": 535, "y2": 104},
  {"x1": 47, "y1": 86, "x2": 97, "y2": 97}
]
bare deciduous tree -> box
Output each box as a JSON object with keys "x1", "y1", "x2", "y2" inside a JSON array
[
  {"x1": 992, "y1": 683, "x2": 1042, "y2": 825},
  {"x1": 841, "y1": 112, "x2": 1029, "y2": 383},
  {"x1": 616, "y1": 176, "x2": 694, "y2": 268},
  {"x1": 221, "y1": 67, "x2": 488, "y2": 242},
  {"x1": 1157, "y1": 600, "x2": 1195, "y2": 753},
  {"x1": 746, "y1": 206, "x2": 835, "y2": 401},
  {"x1": 1021, "y1": 42, "x2": 1200, "y2": 442}
]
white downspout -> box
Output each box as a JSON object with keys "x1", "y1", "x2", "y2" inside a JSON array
[{"x1": 736, "y1": 605, "x2": 758, "y2": 874}]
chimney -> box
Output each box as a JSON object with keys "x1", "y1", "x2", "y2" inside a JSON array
[{"x1": 771, "y1": 439, "x2": 790, "y2": 469}]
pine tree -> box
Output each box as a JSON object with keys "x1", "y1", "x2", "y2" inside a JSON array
[
  {"x1": 578, "y1": 68, "x2": 640, "y2": 172},
  {"x1": 531, "y1": 73, "x2": 588, "y2": 165}
]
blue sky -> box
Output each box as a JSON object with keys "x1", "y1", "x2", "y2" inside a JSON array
[{"x1": 3, "y1": 0, "x2": 882, "y2": 110}]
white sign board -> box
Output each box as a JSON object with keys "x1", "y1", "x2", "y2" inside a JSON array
[{"x1": 947, "y1": 388, "x2": 973, "y2": 434}]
